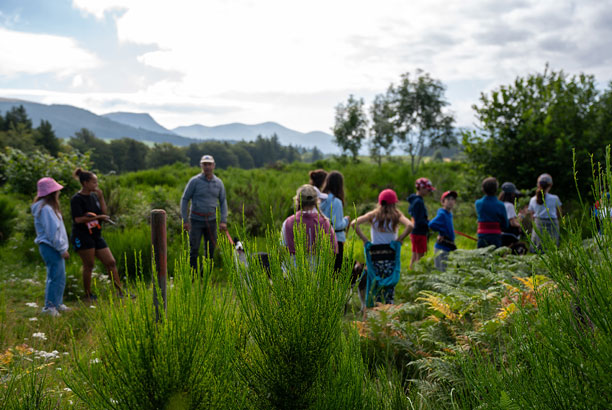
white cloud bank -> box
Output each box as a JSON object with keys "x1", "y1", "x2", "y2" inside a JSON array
[
  {"x1": 9, "y1": 0, "x2": 612, "y2": 131},
  {"x1": 0, "y1": 27, "x2": 99, "y2": 77}
]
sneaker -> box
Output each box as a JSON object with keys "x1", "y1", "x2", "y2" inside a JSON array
[
  {"x1": 57, "y1": 304, "x2": 71, "y2": 312},
  {"x1": 83, "y1": 293, "x2": 98, "y2": 303},
  {"x1": 41, "y1": 307, "x2": 60, "y2": 317}
]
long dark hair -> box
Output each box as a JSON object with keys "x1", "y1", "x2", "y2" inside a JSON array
[
  {"x1": 74, "y1": 167, "x2": 94, "y2": 185},
  {"x1": 536, "y1": 181, "x2": 550, "y2": 205},
  {"x1": 33, "y1": 191, "x2": 61, "y2": 216},
  {"x1": 373, "y1": 203, "x2": 401, "y2": 232},
  {"x1": 322, "y1": 171, "x2": 345, "y2": 205}
]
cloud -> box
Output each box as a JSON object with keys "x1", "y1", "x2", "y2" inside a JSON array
[{"x1": 0, "y1": 27, "x2": 99, "y2": 77}]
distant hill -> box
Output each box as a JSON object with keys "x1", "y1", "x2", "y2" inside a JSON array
[
  {"x1": 0, "y1": 99, "x2": 338, "y2": 152},
  {"x1": 0, "y1": 99, "x2": 197, "y2": 146},
  {"x1": 173, "y1": 122, "x2": 337, "y2": 153},
  {"x1": 102, "y1": 112, "x2": 176, "y2": 135}
]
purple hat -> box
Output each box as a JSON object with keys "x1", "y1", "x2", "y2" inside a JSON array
[{"x1": 37, "y1": 177, "x2": 63, "y2": 198}]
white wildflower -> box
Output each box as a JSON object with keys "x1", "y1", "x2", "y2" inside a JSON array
[
  {"x1": 90, "y1": 358, "x2": 101, "y2": 364},
  {"x1": 29, "y1": 317, "x2": 38, "y2": 321},
  {"x1": 32, "y1": 332, "x2": 47, "y2": 340},
  {"x1": 26, "y1": 302, "x2": 39, "y2": 308}
]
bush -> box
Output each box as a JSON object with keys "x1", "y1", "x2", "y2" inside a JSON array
[
  {"x1": 68, "y1": 244, "x2": 246, "y2": 409},
  {"x1": 0, "y1": 195, "x2": 18, "y2": 243},
  {"x1": 0, "y1": 147, "x2": 90, "y2": 195}
]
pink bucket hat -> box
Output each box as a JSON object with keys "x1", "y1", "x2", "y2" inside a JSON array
[{"x1": 37, "y1": 177, "x2": 63, "y2": 198}]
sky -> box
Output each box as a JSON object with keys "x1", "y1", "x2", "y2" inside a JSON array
[{"x1": 1, "y1": 0, "x2": 611, "y2": 134}]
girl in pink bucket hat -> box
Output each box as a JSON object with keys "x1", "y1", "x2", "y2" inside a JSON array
[{"x1": 32, "y1": 177, "x2": 70, "y2": 317}]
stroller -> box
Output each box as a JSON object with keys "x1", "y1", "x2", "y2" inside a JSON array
[{"x1": 354, "y1": 241, "x2": 402, "y2": 309}]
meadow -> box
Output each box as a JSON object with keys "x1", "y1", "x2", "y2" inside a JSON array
[{"x1": 1, "y1": 155, "x2": 611, "y2": 409}]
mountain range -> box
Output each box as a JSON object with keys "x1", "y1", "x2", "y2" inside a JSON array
[{"x1": 0, "y1": 98, "x2": 338, "y2": 153}]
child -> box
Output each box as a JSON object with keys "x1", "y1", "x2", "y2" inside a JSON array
[
  {"x1": 475, "y1": 177, "x2": 509, "y2": 248},
  {"x1": 428, "y1": 190, "x2": 458, "y2": 271},
  {"x1": 320, "y1": 171, "x2": 350, "y2": 272},
  {"x1": 528, "y1": 173, "x2": 562, "y2": 250},
  {"x1": 281, "y1": 184, "x2": 337, "y2": 256},
  {"x1": 32, "y1": 177, "x2": 70, "y2": 317},
  {"x1": 499, "y1": 182, "x2": 523, "y2": 247},
  {"x1": 408, "y1": 177, "x2": 435, "y2": 269},
  {"x1": 353, "y1": 189, "x2": 412, "y2": 304}
]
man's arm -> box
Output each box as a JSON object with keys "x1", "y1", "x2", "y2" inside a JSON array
[
  {"x1": 181, "y1": 178, "x2": 195, "y2": 230},
  {"x1": 218, "y1": 179, "x2": 228, "y2": 230}
]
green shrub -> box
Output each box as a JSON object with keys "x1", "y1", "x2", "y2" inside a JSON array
[
  {"x1": 68, "y1": 245, "x2": 246, "y2": 409},
  {"x1": 0, "y1": 147, "x2": 90, "y2": 195},
  {"x1": 0, "y1": 195, "x2": 18, "y2": 243}
]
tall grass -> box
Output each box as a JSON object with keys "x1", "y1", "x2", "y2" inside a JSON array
[
  {"x1": 67, "y1": 242, "x2": 246, "y2": 409},
  {"x1": 449, "y1": 149, "x2": 612, "y2": 409}
]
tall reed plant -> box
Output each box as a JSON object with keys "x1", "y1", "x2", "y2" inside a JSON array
[
  {"x1": 224, "y1": 223, "x2": 383, "y2": 409},
  {"x1": 67, "y1": 242, "x2": 246, "y2": 409},
  {"x1": 450, "y1": 148, "x2": 612, "y2": 409}
]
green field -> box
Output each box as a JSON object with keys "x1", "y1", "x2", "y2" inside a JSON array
[{"x1": 1, "y1": 157, "x2": 612, "y2": 409}]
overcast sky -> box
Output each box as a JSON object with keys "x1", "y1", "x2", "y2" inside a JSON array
[{"x1": 1, "y1": 0, "x2": 611, "y2": 133}]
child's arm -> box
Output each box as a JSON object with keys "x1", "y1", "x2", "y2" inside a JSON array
[
  {"x1": 396, "y1": 212, "x2": 413, "y2": 242},
  {"x1": 351, "y1": 211, "x2": 374, "y2": 243}
]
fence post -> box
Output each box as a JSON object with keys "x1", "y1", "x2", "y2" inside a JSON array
[{"x1": 151, "y1": 209, "x2": 167, "y2": 318}]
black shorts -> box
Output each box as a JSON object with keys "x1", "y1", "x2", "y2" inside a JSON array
[{"x1": 73, "y1": 234, "x2": 108, "y2": 251}]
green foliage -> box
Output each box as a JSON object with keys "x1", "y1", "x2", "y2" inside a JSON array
[
  {"x1": 69, "y1": 128, "x2": 115, "y2": 173},
  {"x1": 146, "y1": 142, "x2": 189, "y2": 168},
  {"x1": 0, "y1": 147, "x2": 90, "y2": 195},
  {"x1": 0, "y1": 195, "x2": 18, "y2": 243},
  {"x1": 68, "y1": 246, "x2": 246, "y2": 409},
  {"x1": 463, "y1": 66, "x2": 612, "y2": 201},
  {"x1": 388, "y1": 70, "x2": 456, "y2": 174},
  {"x1": 333, "y1": 95, "x2": 368, "y2": 161}
]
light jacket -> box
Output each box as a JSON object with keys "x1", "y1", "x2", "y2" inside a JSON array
[
  {"x1": 32, "y1": 201, "x2": 69, "y2": 253},
  {"x1": 319, "y1": 193, "x2": 350, "y2": 242}
]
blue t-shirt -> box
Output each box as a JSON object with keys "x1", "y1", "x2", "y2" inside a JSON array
[
  {"x1": 429, "y1": 208, "x2": 455, "y2": 251},
  {"x1": 408, "y1": 194, "x2": 429, "y2": 235},
  {"x1": 475, "y1": 195, "x2": 509, "y2": 235}
]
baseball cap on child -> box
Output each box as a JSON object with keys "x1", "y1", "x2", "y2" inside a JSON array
[
  {"x1": 537, "y1": 173, "x2": 553, "y2": 185},
  {"x1": 501, "y1": 182, "x2": 521, "y2": 195},
  {"x1": 378, "y1": 189, "x2": 398, "y2": 205},
  {"x1": 294, "y1": 184, "x2": 318, "y2": 207},
  {"x1": 415, "y1": 177, "x2": 436, "y2": 191},
  {"x1": 440, "y1": 190, "x2": 458, "y2": 203}
]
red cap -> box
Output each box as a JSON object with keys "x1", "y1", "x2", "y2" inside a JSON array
[
  {"x1": 415, "y1": 177, "x2": 436, "y2": 191},
  {"x1": 378, "y1": 189, "x2": 398, "y2": 205},
  {"x1": 441, "y1": 190, "x2": 458, "y2": 203}
]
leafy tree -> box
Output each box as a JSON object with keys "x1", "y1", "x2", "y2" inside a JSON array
[
  {"x1": 232, "y1": 144, "x2": 255, "y2": 169},
  {"x1": 369, "y1": 92, "x2": 396, "y2": 165},
  {"x1": 332, "y1": 95, "x2": 368, "y2": 161},
  {"x1": 109, "y1": 138, "x2": 149, "y2": 172},
  {"x1": 389, "y1": 70, "x2": 455, "y2": 173},
  {"x1": 463, "y1": 67, "x2": 610, "y2": 200},
  {"x1": 146, "y1": 143, "x2": 188, "y2": 168},
  {"x1": 33, "y1": 120, "x2": 61, "y2": 156},
  {"x1": 69, "y1": 128, "x2": 114, "y2": 173}
]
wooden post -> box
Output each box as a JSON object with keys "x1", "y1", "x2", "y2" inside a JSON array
[{"x1": 151, "y1": 209, "x2": 167, "y2": 317}]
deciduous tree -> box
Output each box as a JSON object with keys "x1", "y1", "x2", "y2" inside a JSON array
[{"x1": 332, "y1": 95, "x2": 368, "y2": 161}]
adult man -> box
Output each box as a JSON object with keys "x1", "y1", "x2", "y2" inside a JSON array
[{"x1": 181, "y1": 155, "x2": 228, "y2": 270}]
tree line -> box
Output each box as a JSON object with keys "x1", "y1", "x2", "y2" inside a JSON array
[
  {"x1": 0, "y1": 107, "x2": 325, "y2": 174},
  {"x1": 333, "y1": 66, "x2": 612, "y2": 200}
]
